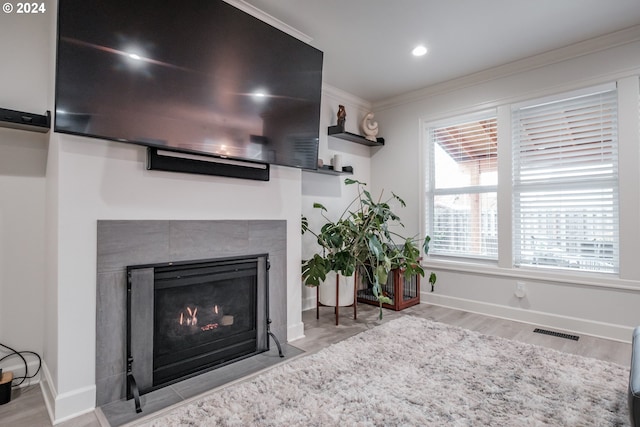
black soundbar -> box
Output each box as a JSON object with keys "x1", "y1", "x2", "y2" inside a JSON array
[{"x1": 146, "y1": 148, "x2": 270, "y2": 181}]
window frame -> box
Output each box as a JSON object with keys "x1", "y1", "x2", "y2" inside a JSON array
[
  {"x1": 424, "y1": 109, "x2": 499, "y2": 261},
  {"x1": 511, "y1": 83, "x2": 620, "y2": 274}
]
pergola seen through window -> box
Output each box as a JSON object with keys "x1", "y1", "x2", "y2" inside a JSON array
[{"x1": 429, "y1": 114, "x2": 498, "y2": 259}]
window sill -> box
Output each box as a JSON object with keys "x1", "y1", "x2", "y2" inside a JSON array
[{"x1": 423, "y1": 257, "x2": 639, "y2": 291}]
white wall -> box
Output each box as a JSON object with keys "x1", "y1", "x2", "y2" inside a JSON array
[
  {"x1": 0, "y1": 0, "x2": 50, "y2": 382},
  {"x1": 301, "y1": 85, "x2": 375, "y2": 310},
  {"x1": 370, "y1": 32, "x2": 640, "y2": 342},
  {"x1": 0, "y1": 133, "x2": 47, "y2": 376}
]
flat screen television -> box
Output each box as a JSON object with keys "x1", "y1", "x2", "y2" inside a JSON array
[{"x1": 55, "y1": 0, "x2": 323, "y2": 172}]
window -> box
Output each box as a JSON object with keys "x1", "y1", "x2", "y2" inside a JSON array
[
  {"x1": 512, "y1": 85, "x2": 619, "y2": 273},
  {"x1": 427, "y1": 112, "x2": 498, "y2": 259}
]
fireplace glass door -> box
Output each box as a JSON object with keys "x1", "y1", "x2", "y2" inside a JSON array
[{"x1": 127, "y1": 255, "x2": 269, "y2": 396}]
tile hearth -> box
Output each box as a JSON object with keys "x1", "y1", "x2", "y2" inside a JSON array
[{"x1": 101, "y1": 343, "x2": 303, "y2": 426}]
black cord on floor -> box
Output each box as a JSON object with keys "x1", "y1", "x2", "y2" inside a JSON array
[{"x1": 0, "y1": 341, "x2": 42, "y2": 387}]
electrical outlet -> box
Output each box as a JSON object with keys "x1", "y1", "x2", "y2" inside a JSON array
[{"x1": 515, "y1": 281, "x2": 526, "y2": 298}]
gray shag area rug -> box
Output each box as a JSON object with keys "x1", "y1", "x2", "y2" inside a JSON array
[{"x1": 135, "y1": 316, "x2": 629, "y2": 426}]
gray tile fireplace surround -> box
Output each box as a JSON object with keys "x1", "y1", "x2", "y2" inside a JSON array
[{"x1": 96, "y1": 220, "x2": 291, "y2": 422}]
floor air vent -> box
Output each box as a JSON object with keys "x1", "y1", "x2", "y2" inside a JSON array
[{"x1": 533, "y1": 328, "x2": 579, "y2": 341}]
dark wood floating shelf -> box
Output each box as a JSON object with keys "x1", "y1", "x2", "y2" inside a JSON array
[
  {"x1": 328, "y1": 125, "x2": 384, "y2": 146},
  {"x1": 308, "y1": 165, "x2": 354, "y2": 176},
  {"x1": 0, "y1": 108, "x2": 51, "y2": 133}
]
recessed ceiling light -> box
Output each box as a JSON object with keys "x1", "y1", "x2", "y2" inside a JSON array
[{"x1": 412, "y1": 45, "x2": 427, "y2": 57}]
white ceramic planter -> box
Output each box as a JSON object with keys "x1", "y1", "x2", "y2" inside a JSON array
[{"x1": 318, "y1": 271, "x2": 355, "y2": 307}]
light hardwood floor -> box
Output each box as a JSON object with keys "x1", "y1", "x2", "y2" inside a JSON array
[{"x1": 0, "y1": 303, "x2": 632, "y2": 426}]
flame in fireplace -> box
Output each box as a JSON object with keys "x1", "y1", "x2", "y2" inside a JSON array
[
  {"x1": 177, "y1": 304, "x2": 232, "y2": 331},
  {"x1": 179, "y1": 306, "x2": 198, "y2": 326}
]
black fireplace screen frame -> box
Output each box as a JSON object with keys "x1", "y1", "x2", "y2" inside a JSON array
[{"x1": 125, "y1": 254, "x2": 273, "y2": 411}]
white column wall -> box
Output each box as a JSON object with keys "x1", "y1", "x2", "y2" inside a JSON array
[{"x1": 42, "y1": 132, "x2": 304, "y2": 422}]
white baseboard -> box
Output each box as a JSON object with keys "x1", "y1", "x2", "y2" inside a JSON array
[
  {"x1": 39, "y1": 362, "x2": 56, "y2": 423},
  {"x1": 287, "y1": 321, "x2": 305, "y2": 342},
  {"x1": 422, "y1": 292, "x2": 634, "y2": 343},
  {"x1": 39, "y1": 362, "x2": 96, "y2": 425},
  {"x1": 302, "y1": 295, "x2": 316, "y2": 312}
]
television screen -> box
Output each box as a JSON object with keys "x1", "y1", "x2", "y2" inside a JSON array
[{"x1": 55, "y1": 0, "x2": 323, "y2": 170}]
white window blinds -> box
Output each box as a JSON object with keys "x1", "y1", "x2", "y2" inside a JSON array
[
  {"x1": 429, "y1": 114, "x2": 498, "y2": 259},
  {"x1": 512, "y1": 86, "x2": 619, "y2": 273}
]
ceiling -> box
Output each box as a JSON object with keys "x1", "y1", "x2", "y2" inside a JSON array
[{"x1": 243, "y1": 0, "x2": 640, "y2": 103}]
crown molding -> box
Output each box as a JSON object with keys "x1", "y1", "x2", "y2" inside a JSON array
[
  {"x1": 322, "y1": 83, "x2": 372, "y2": 110},
  {"x1": 223, "y1": 0, "x2": 312, "y2": 43},
  {"x1": 374, "y1": 24, "x2": 640, "y2": 111}
]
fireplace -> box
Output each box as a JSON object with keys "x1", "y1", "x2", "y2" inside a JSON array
[
  {"x1": 96, "y1": 220, "x2": 288, "y2": 413},
  {"x1": 126, "y1": 254, "x2": 276, "y2": 411}
]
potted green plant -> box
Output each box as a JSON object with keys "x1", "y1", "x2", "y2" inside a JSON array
[{"x1": 301, "y1": 178, "x2": 435, "y2": 318}]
